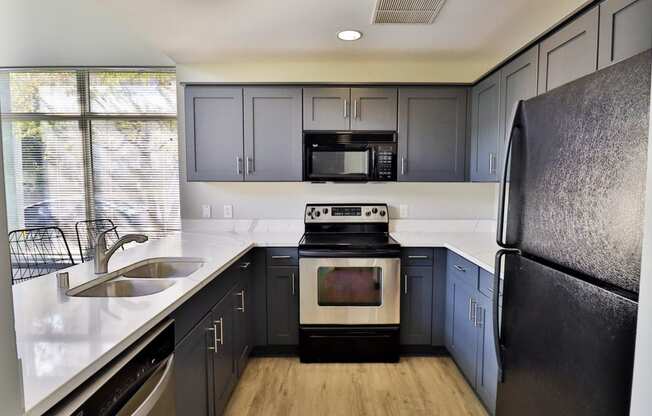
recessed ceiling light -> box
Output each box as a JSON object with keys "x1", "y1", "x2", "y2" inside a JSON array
[{"x1": 337, "y1": 30, "x2": 362, "y2": 41}]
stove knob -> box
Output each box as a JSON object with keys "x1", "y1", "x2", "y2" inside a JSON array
[
  {"x1": 372, "y1": 207, "x2": 378, "y2": 214},
  {"x1": 365, "y1": 211, "x2": 371, "y2": 217},
  {"x1": 323, "y1": 208, "x2": 329, "y2": 214},
  {"x1": 315, "y1": 211, "x2": 321, "y2": 217},
  {"x1": 379, "y1": 210, "x2": 386, "y2": 217}
]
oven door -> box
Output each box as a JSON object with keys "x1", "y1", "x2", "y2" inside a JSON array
[
  {"x1": 305, "y1": 147, "x2": 372, "y2": 181},
  {"x1": 299, "y1": 257, "x2": 400, "y2": 325}
]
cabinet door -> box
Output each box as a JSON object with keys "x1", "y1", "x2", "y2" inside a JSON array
[
  {"x1": 598, "y1": 0, "x2": 652, "y2": 69},
  {"x1": 447, "y1": 275, "x2": 478, "y2": 386},
  {"x1": 175, "y1": 313, "x2": 214, "y2": 416},
  {"x1": 185, "y1": 86, "x2": 244, "y2": 181},
  {"x1": 212, "y1": 292, "x2": 236, "y2": 416},
  {"x1": 470, "y1": 73, "x2": 501, "y2": 182},
  {"x1": 350, "y1": 88, "x2": 398, "y2": 131},
  {"x1": 303, "y1": 88, "x2": 350, "y2": 130},
  {"x1": 400, "y1": 266, "x2": 433, "y2": 345},
  {"x1": 233, "y1": 268, "x2": 252, "y2": 377},
  {"x1": 267, "y1": 266, "x2": 299, "y2": 345},
  {"x1": 398, "y1": 88, "x2": 467, "y2": 181},
  {"x1": 538, "y1": 6, "x2": 599, "y2": 94},
  {"x1": 499, "y1": 46, "x2": 538, "y2": 170},
  {"x1": 475, "y1": 295, "x2": 498, "y2": 415},
  {"x1": 244, "y1": 87, "x2": 302, "y2": 181}
]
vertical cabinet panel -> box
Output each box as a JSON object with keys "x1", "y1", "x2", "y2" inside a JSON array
[
  {"x1": 267, "y1": 266, "x2": 300, "y2": 345},
  {"x1": 212, "y1": 291, "x2": 236, "y2": 416},
  {"x1": 538, "y1": 6, "x2": 599, "y2": 94},
  {"x1": 400, "y1": 266, "x2": 433, "y2": 345},
  {"x1": 185, "y1": 86, "x2": 244, "y2": 181},
  {"x1": 470, "y1": 72, "x2": 501, "y2": 182},
  {"x1": 350, "y1": 88, "x2": 398, "y2": 131},
  {"x1": 303, "y1": 88, "x2": 350, "y2": 131},
  {"x1": 244, "y1": 87, "x2": 303, "y2": 181},
  {"x1": 598, "y1": 0, "x2": 652, "y2": 69},
  {"x1": 431, "y1": 249, "x2": 447, "y2": 346},
  {"x1": 398, "y1": 88, "x2": 467, "y2": 182},
  {"x1": 475, "y1": 294, "x2": 498, "y2": 415},
  {"x1": 175, "y1": 313, "x2": 214, "y2": 416}
]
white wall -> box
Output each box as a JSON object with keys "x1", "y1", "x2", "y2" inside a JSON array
[
  {"x1": 630, "y1": 62, "x2": 652, "y2": 416},
  {"x1": 0, "y1": 0, "x2": 173, "y2": 67}
]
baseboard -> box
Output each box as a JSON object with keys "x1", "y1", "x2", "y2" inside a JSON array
[{"x1": 400, "y1": 345, "x2": 449, "y2": 356}]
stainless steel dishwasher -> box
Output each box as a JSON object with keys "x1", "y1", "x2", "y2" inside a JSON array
[{"x1": 49, "y1": 320, "x2": 176, "y2": 416}]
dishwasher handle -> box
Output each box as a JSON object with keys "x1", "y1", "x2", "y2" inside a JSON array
[{"x1": 118, "y1": 354, "x2": 175, "y2": 416}]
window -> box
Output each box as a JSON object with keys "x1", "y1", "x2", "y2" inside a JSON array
[{"x1": 0, "y1": 70, "x2": 180, "y2": 250}]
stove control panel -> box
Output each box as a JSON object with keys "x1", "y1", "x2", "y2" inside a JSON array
[{"x1": 305, "y1": 204, "x2": 388, "y2": 223}]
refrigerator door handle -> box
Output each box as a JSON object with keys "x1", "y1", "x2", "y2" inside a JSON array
[
  {"x1": 496, "y1": 101, "x2": 522, "y2": 248},
  {"x1": 494, "y1": 248, "x2": 519, "y2": 383}
]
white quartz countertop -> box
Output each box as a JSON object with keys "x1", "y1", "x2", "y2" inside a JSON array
[{"x1": 13, "y1": 223, "x2": 498, "y2": 415}]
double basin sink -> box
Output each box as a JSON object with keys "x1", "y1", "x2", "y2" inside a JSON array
[{"x1": 66, "y1": 257, "x2": 205, "y2": 298}]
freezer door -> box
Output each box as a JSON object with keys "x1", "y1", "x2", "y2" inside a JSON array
[
  {"x1": 496, "y1": 253, "x2": 637, "y2": 416},
  {"x1": 502, "y1": 50, "x2": 651, "y2": 294}
]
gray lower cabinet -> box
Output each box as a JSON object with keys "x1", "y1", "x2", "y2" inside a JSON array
[
  {"x1": 470, "y1": 72, "x2": 501, "y2": 182},
  {"x1": 267, "y1": 265, "x2": 300, "y2": 345},
  {"x1": 398, "y1": 88, "x2": 467, "y2": 181},
  {"x1": 303, "y1": 87, "x2": 398, "y2": 131},
  {"x1": 445, "y1": 251, "x2": 499, "y2": 415},
  {"x1": 598, "y1": 0, "x2": 652, "y2": 69},
  {"x1": 175, "y1": 313, "x2": 214, "y2": 416},
  {"x1": 185, "y1": 86, "x2": 244, "y2": 181},
  {"x1": 400, "y1": 265, "x2": 433, "y2": 345},
  {"x1": 350, "y1": 88, "x2": 398, "y2": 131},
  {"x1": 538, "y1": 6, "x2": 599, "y2": 94},
  {"x1": 243, "y1": 87, "x2": 303, "y2": 181}
]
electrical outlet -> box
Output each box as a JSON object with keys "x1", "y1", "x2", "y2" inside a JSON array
[
  {"x1": 399, "y1": 204, "x2": 408, "y2": 218},
  {"x1": 223, "y1": 204, "x2": 233, "y2": 219},
  {"x1": 201, "y1": 204, "x2": 211, "y2": 219}
]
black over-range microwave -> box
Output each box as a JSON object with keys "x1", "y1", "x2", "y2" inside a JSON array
[{"x1": 303, "y1": 131, "x2": 397, "y2": 182}]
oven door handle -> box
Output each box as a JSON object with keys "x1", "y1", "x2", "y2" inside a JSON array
[{"x1": 299, "y1": 249, "x2": 401, "y2": 258}]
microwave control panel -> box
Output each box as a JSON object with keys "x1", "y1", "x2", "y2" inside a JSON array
[{"x1": 305, "y1": 204, "x2": 388, "y2": 223}]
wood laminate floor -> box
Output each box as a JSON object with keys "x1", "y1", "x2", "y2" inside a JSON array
[{"x1": 224, "y1": 357, "x2": 488, "y2": 416}]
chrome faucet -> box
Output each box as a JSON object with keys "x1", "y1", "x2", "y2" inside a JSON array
[{"x1": 94, "y1": 228, "x2": 148, "y2": 274}]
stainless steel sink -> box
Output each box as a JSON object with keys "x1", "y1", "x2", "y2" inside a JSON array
[
  {"x1": 122, "y1": 258, "x2": 204, "y2": 279},
  {"x1": 71, "y1": 279, "x2": 176, "y2": 298}
]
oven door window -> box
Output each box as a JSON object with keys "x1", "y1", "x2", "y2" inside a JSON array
[
  {"x1": 311, "y1": 150, "x2": 369, "y2": 177},
  {"x1": 317, "y1": 266, "x2": 382, "y2": 306}
]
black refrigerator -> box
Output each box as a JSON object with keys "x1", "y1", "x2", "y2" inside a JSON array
[{"x1": 494, "y1": 49, "x2": 651, "y2": 416}]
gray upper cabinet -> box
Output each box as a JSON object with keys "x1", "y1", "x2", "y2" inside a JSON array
[
  {"x1": 243, "y1": 87, "x2": 302, "y2": 181},
  {"x1": 470, "y1": 72, "x2": 501, "y2": 182},
  {"x1": 303, "y1": 87, "x2": 350, "y2": 131},
  {"x1": 350, "y1": 88, "x2": 398, "y2": 131},
  {"x1": 538, "y1": 6, "x2": 599, "y2": 94},
  {"x1": 598, "y1": 0, "x2": 652, "y2": 69},
  {"x1": 498, "y1": 45, "x2": 539, "y2": 176},
  {"x1": 398, "y1": 88, "x2": 467, "y2": 182},
  {"x1": 185, "y1": 86, "x2": 244, "y2": 181}
]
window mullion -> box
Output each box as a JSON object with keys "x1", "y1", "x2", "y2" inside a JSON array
[{"x1": 77, "y1": 71, "x2": 95, "y2": 228}]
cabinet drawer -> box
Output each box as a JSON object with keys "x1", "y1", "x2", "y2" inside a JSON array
[
  {"x1": 447, "y1": 250, "x2": 479, "y2": 287},
  {"x1": 478, "y1": 268, "x2": 503, "y2": 300},
  {"x1": 401, "y1": 248, "x2": 434, "y2": 266},
  {"x1": 267, "y1": 248, "x2": 299, "y2": 266}
]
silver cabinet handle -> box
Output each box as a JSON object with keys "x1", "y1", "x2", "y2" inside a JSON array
[
  {"x1": 343, "y1": 99, "x2": 349, "y2": 118},
  {"x1": 236, "y1": 156, "x2": 243, "y2": 175},
  {"x1": 408, "y1": 255, "x2": 429, "y2": 259},
  {"x1": 454, "y1": 265, "x2": 466, "y2": 273},
  {"x1": 236, "y1": 290, "x2": 245, "y2": 312},
  {"x1": 246, "y1": 157, "x2": 253, "y2": 175},
  {"x1": 207, "y1": 326, "x2": 217, "y2": 351},
  {"x1": 240, "y1": 262, "x2": 251, "y2": 270},
  {"x1": 474, "y1": 305, "x2": 483, "y2": 327},
  {"x1": 353, "y1": 99, "x2": 358, "y2": 119},
  {"x1": 401, "y1": 157, "x2": 406, "y2": 175},
  {"x1": 469, "y1": 298, "x2": 476, "y2": 322},
  {"x1": 214, "y1": 318, "x2": 224, "y2": 346},
  {"x1": 271, "y1": 255, "x2": 292, "y2": 259},
  {"x1": 404, "y1": 274, "x2": 408, "y2": 295},
  {"x1": 291, "y1": 273, "x2": 295, "y2": 296},
  {"x1": 489, "y1": 152, "x2": 496, "y2": 174}
]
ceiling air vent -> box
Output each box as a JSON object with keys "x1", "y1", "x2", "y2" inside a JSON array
[{"x1": 372, "y1": 0, "x2": 447, "y2": 24}]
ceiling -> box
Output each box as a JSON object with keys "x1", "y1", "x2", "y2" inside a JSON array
[{"x1": 1, "y1": 0, "x2": 590, "y2": 82}]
